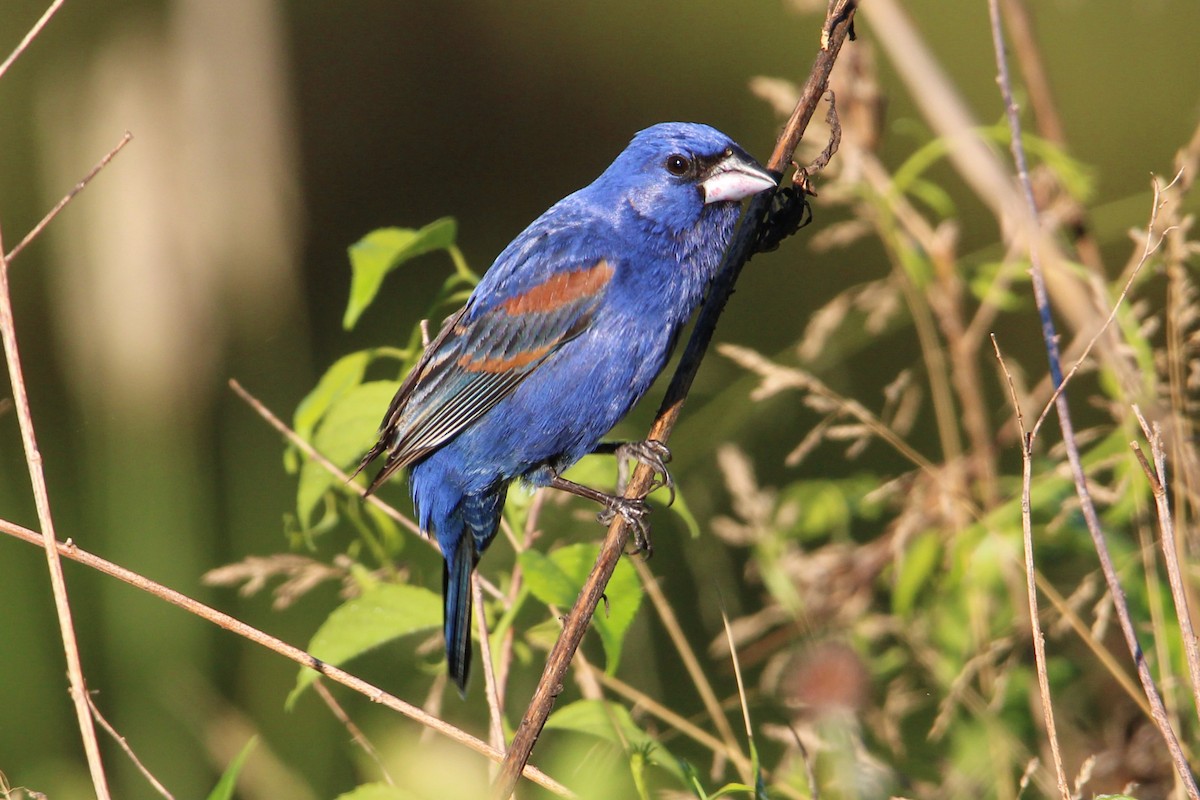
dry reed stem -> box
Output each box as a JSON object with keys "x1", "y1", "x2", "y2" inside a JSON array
[
  {"x1": 633, "y1": 559, "x2": 746, "y2": 781},
  {"x1": 990, "y1": 334, "x2": 1069, "y2": 800},
  {"x1": 1132, "y1": 409, "x2": 1200, "y2": 725},
  {"x1": 986, "y1": 0, "x2": 1199, "y2": 795}
]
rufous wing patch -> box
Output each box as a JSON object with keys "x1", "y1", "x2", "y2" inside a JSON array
[
  {"x1": 500, "y1": 259, "x2": 614, "y2": 316},
  {"x1": 457, "y1": 343, "x2": 556, "y2": 374}
]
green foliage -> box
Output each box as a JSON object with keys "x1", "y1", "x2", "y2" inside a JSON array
[
  {"x1": 520, "y1": 543, "x2": 643, "y2": 674},
  {"x1": 273, "y1": 95, "x2": 1200, "y2": 799},
  {"x1": 545, "y1": 700, "x2": 685, "y2": 785},
  {"x1": 344, "y1": 218, "x2": 460, "y2": 330},
  {"x1": 289, "y1": 581, "x2": 442, "y2": 705},
  {"x1": 205, "y1": 737, "x2": 257, "y2": 800}
]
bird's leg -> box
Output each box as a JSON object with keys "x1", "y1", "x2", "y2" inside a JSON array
[
  {"x1": 591, "y1": 439, "x2": 674, "y2": 506},
  {"x1": 548, "y1": 476, "x2": 654, "y2": 557}
]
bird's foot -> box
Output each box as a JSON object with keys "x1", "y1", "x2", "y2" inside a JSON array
[
  {"x1": 614, "y1": 439, "x2": 675, "y2": 506},
  {"x1": 596, "y1": 497, "x2": 653, "y2": 558}
]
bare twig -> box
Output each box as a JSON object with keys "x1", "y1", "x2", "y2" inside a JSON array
[
  {"x1": 227, "y1": 379, "x2": 508, "y2": 602},
  {"x1": 1031, "y1": 173, "x2": 1179, "y2": 439},
  {"x1": 0, "y1": 180, "x2": 112, "y2": 800},
  {"x1": 0, "y1": 0, "x2": 66, "y2": 82},
  {"x1": 312, "y1": 680, "x2": 395, "y2": 786},
  {"x1": 474, "y1": 574, "x2": 507, "y2": 754},
  {"x1": 990, "y1": 334, "x2": 1069, "y2": 800},
  {"x1": 86, "y1": 693, "x2": 175, "y2": 800},
  {"x1": 634, "y1": 559, "x2": 745, "y2": 780},
  {"x1": 0, "y1": 518, "x2": 573, "y2": 798},
  {"x1": 1132, "y1": 408, "x2": 1200, "y2": 724},
  {"x1": 986, "y1": 0, "x2": 1200, "y2": 796},
  {"x1": 491, "y1": 3, "x2": 859, "y2": 796},
  {"x1": 5, "y1": 133, "x2": 134, "y2": 263},
  {"x1": 228, "y1": 379, "x2": 422, "y2": 538}
]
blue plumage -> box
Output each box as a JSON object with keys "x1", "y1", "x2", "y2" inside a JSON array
[{"x1": 359, "y1": 122, "x2": 775, "y2": 692}]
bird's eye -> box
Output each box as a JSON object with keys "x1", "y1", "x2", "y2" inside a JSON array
[{"x1": 665, "y1": 154, "x2": 691, "y2": 176}]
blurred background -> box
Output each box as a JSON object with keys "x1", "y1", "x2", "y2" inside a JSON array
[{"x1": 1, "y1": 1, "x2": 1199, "y2": 798}]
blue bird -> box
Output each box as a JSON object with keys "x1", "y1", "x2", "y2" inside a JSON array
[{"x1": 358, "y1": 122, "x2": 775, "y2": 693}]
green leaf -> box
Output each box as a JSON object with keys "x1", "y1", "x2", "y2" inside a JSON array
[
  {"x1": 296, "y1": 380, "x2": 399, "y2": 528},
  {"x1": 546, "y1": 700, "x2": 684, "y2": 783},
  {"x1": 288, "y1": 582, "x2": 442, "y2": 706},
  {"x1": 519, "y1": 544, "x2": 642, "y2": 673},
  {"x1": 344, "y1": 218, "x2": 458, "y2": 330},
  {"x1": 205, "y1": 736, "x2": 257, "y2": 800},
  {"x1": 892, "y1": 529, "x2": 941, "y2": 616},
  {"x1": 336, "y1": 785, "x2": 424, "y2": 800},
  {"x1": 293, "y1": 351, "x2": 371, "y2": 445}
]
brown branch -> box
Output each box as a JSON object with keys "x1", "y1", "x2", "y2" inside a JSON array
[
  {"x1": 0, "y1": 0, "x2": 66, "y2": 82},
  {"x1": 5, "y1": 132, "x2": 134, "y2": 264},
  {"x1": 991, "y1": 334, "x2": 1069, "y2": 799},
  {"x1": 1131, "y1": 409, "x2": 1200, "y2": 724},
  {"x1": 0, "y1": 137, "x2": 117, "y2": 800},
  {"x1": 228, "y1": 379, "x2": 423, "y2": 539},
  {"x1": 86, "y1": 693, "x2": 175, "y2": 800},
  {"x1": 0, "y1": 518, "x2": 573, "y2": 798},
  {"x1": 312, "y1": 680, "x2": 395, "y2": 786},
  {"x1": 491, "y1": 3, "x2": 859, "y2": 796},
  {"x1": 986, "y1": 0, "x2": 1200, "y2": 796}
]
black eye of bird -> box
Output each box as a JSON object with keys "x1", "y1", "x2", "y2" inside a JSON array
[{"x1": 665, "y1": 154, "x2": 691, "y2": 176}]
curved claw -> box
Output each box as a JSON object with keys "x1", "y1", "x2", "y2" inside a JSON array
[
  {"x1": 614, "y1": 439, "x2": 675, "y2": 507},
  {"x1": 596, "y1": 497, "x2": 654, "y2": 559}
]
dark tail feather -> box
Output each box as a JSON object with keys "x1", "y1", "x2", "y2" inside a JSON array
[{"x1": 443, "y1": 536, "x2": 477, "y2": 695}]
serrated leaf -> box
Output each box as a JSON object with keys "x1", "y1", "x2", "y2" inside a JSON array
[
  {"x1": 519, "y1": 544, "x2": 642, "y2": 673},
  {"x1": 344, "y1": 218, "x2": 458, "y2": 330},
  {"x1": 288, "y1": 582, "x2": 441, "y2": 706},
  {"x1": 205, "y1": 736, "x2": 256, "y2": 800},
  {"x1": 297, "y1": 380, "x2": 399, "y2": 528}
]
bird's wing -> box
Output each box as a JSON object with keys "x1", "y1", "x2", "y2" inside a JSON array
[{"x1": 358, "y1": 257, "x2": 616, "y2": 493}]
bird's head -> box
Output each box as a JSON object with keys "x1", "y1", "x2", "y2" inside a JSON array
[{"x1": 596, "y1": 122, "x2": 777, "y2": 236}]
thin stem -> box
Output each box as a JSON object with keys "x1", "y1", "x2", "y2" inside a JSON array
[
  {"x1": 0, "y1": 0, "x2": 66, "y2": 81},
  {"x1": 87, "y1": 693, "x2": 174, "y2": 799},
  {"x1": 0, "y1": 518, "x2": 573, "y2": 798},
  {"x1": 991, "y1": 334, "x2": 1067, "y2": 796},
  {"x1": 5, "y1": 132, "x2": 134, "y2": 264},
  {"x1": 491, "y1": 3, "x2": 859, "y2": 796},
  {"x1": 1132, "y1": 411, "x2": 1200, "y2": 724},
  {"x1": 312, "y1": 680, "x2": 395, "y2": 786},
  {"x1": 474, "y1": 574, "x2": 507, "y2": 755},
  {"x1": 0, "y1": 205, "x2": 111, "y2": 800},
  {"x1": 634, "y1": 559, "x2": 745, "y2": 781},
  {"x1": 987, "y1": 0, "x2": 1199, "y2": 795}
]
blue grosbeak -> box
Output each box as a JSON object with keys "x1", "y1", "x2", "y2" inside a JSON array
[{"x1": 358, "y1": 122, "x2": 775, "y2": 692}]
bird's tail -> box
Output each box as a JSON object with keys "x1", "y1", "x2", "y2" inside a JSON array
[
  {"x1": 443, "y1": 534, "x2": 476, "y2": 696},
  {"x1": 442, "y1": 486, "x2": 507, "y2": 695}
]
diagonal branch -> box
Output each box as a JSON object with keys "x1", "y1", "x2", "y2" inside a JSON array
[
  {"x1": 491, "y1": 3, "x2": 859, "y2": 796},
  {"x1": 1, "y1": 219, "x2": 112, "y2": 799},
  {"x1": 0, "y1": 517, "x2": 573, "y2": 798}
]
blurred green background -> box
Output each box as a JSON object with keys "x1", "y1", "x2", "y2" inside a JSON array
[{"x1": 1, "y1": 1, "x2": 1199, "y2": 798}]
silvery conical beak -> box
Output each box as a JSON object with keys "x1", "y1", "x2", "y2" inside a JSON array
[{"x1": 700, "y1": 147, "x2": 777, "y2": 204}]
